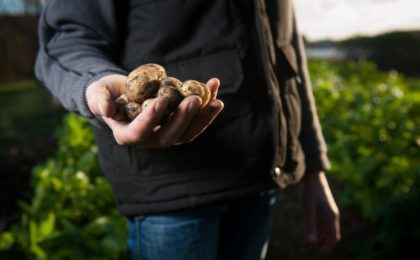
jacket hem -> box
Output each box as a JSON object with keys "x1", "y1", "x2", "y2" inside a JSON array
[{"x1": 117, "y1": 181, "x2": 277, "y2": 218}]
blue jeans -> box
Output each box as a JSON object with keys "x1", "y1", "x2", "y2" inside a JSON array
[{"x1": 126, "y1": 189, "x2": 278, "y2": 260}]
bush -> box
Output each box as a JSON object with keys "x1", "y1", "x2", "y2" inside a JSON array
[
  {"x1": 310, "y1": 60, "x2": 420, "y2": 258},
  {"x1": 0, "y1": 114, "x2": 128, "y2": 259}
]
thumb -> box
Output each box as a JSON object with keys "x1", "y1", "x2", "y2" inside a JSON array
[{"x1": 86, "y1": 84, "x2": 117, "y2": 118}]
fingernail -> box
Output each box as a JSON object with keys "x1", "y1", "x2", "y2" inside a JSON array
[
  {"x1": 208, "y1": 78, "x2": 219, "y2": 86},
  {"x1": 209, "y1": 100, "x2": 224, "y2": 112},
  {"x1": 99, "y1": 86, "x2": 111, "y2": 97},
  {"x1": 207, "y1": 78, "x2": 215, "y2": 86},
  {"x1": 215, "y1": 100, "x2": 224, "y2": 110},
  {"x1": 98, "y1": 102, "x2": 106, "y2": 117}
]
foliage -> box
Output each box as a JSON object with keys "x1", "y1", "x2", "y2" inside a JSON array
[
  {"x1": 0, "y1": 81, "x2": 65, "y2": 227},
  {"x1": 0, "y1": 114, "x2": 128, "y2": 259},
  {"x1": 310, "y1": 60, "x2": 420, "y2": 258}
]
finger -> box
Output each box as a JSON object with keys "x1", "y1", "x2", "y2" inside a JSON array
[
  {"x1": 87, "y1": 85, "x2": 117, "y2": 118},
  {"x1": 101, "y1": 75, "x2": 127, "y2": 97},
  {"x1": 104, "y1": 97, "x2": 168, "y2": 145},
  {"x1": 206, "y1": 78, "x2": 220, "y2": 100},
  {"x1": 177, "y1": 99, "x2": 224, "y2": 142},
  {"x1": 99, "y1": 99, "x2": 117, "y2": 119},
  {"x1": 318, "y1": 213, "x2": 341, "y2": 254},
  {"x1": 103, "y1": 115, "x2": 127, "y2": 130},
  {"x1": 318, "y1": 226, "x2": 337, "y2": 254},
  {"x1": 86, "y1": 75, "x2": 126, "y2": 118},
  {"x1": 156, "y1": 95, "x2": 202, "y2": 147},
  {"x1": 303, "y1": 203, "x2": 318, "y2": 247}
]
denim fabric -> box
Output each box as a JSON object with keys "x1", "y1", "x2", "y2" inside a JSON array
[{"x1": 127, "y1": 189, "x2": 278, "y2": 260}]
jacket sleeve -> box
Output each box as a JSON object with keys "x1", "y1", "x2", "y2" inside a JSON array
[
  {"x1": 35, "y1": 0, "x2": 127, "y2": 118},
  {"x1": 291, "y1": 11, "x2": 331, "y2": 173}
]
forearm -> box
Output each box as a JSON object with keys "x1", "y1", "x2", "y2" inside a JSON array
[
  {"x1": 291, "y1": 10, "x2": 330, "y2": 173},
  {"x1": 35, "y1": 0, "x2": 127, "y2": 118}
]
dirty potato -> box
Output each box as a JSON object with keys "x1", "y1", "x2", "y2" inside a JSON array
[
  {"x1": 157, "y1": 77, "x2": 183, "y2": 111},
  {"x1": 124, "y1": 102, "x2": 142, "y2": 120},
  {"x1": 178, "y1": 80, "x2": 211, "y2": 108},
  {"x1": 114, "y1": 63, "x2": 212, "y2": 122},
  {"x1": 125, "y1": 63, "x2": 166, "y2": 103}
]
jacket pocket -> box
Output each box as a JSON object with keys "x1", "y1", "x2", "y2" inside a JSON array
[{"x1": 165, "y1": 50, "x2": 243, "y2": 96}]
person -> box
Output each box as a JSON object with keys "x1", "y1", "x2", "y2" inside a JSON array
[{"x1": 35, "y1": 0, "x2": 340, "y2": 259}]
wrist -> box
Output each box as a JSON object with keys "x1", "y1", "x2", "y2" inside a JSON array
[{"x1": 303, "y1": 170, "x2": 323, "y2": 181}]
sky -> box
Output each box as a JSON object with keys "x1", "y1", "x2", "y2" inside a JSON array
[
  {"x1": 0, "y1": 0, "x2": 43, "y2": 15},
  {"x1": 294, "y1": 0, "x2": 420, "y2": 41},
  {"x1": 1, "y1": 0, "x2": 419, "y2": 41}
]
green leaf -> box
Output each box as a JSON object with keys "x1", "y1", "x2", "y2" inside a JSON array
[
  {"x1": 31, "y1": 244, "x2": 46, "y2": 259},
  {"x1": 29, "y1": 220, "x2": 38, "y2": 246},
  {"x1": 38, "y1": 213, "x2": 56, "y2": 240},
  {"x1": 0, "y1": 232, "x2": 15, "y2": 250}
]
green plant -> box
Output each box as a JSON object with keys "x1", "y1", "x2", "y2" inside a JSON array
[
  {"x1": 310, "y1": 59, "x2": 420, "y2": 258},
  {"x1": 0, "y1": 114, "x2": 128, "y2": 259}
]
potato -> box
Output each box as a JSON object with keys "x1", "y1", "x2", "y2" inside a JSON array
[
  {"x1": 125, "y1": 63, "x2": 166, "y2": 103},
  {"x1": 157, "y1": 77, "x2": 183, "y2": 111},
  {"x1": 114, "y1": 94, "x2": 129, "y2": 121},
  {"x1": 141, "y1": 98, "x2": 155, "y2": 111},
  {"x1": 178, "y1": 80, "x2": 211, "y2": 108},
  {"x1": 114, "y1": 63, "x2": 212, "y2": 122},
  {"x1": 115, "y1": 94, "x2": 129, "y2": 106},
  {"x1": 124, "y1": 102, "x2": 142, "y2": 120}
]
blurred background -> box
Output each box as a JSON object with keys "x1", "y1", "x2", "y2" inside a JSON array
[{"x1": 0, "y1": 0, "x2": 419, "y2": 259}]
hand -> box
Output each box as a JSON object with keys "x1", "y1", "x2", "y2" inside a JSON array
[
  {"x1": 301, "y1": 171, "x2": 341, "y2": 254},
  {"x1": 86, "y1": 74, "x2": 224, "y2": 148}
]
